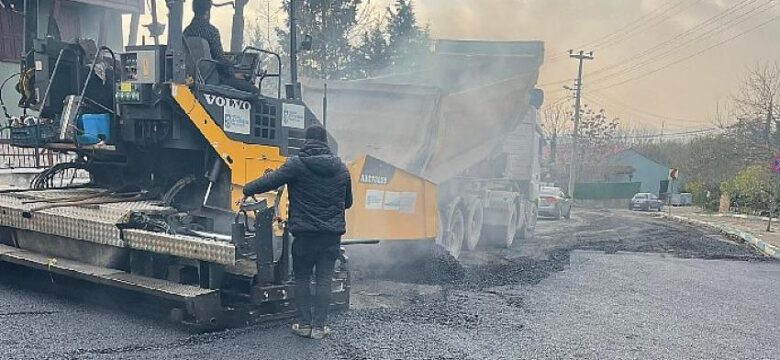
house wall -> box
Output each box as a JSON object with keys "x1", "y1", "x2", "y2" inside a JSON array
[
  {"x1": 35, "y1": 0, "x2": 125, "y2": 48},
  {"x1": 607, "y1": 150, "x2": 673, "y2": 196}
]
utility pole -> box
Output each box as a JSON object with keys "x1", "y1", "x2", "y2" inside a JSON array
[
  {"x1": 567, "y1": 50, "x2": 594, "y2": 198},
  {"x1": 767, "y1": 100, "x2": 774, "y2": 232},
  {"x1": 660, "y1": 121, "x2": 665, "y2": 141},
  {"x1": 287, "y1": 0, "x2": 301, "y2": 99}
]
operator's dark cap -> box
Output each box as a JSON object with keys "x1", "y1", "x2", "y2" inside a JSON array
[
  {"x1": 305, "y1": 125, "x2": 328, "y2": 142},
  {"x1": 193, "y1": 0, "x2": 212, "y2": 16}
]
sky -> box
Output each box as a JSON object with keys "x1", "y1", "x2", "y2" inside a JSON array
[{"x1": 126, "y1": 0, "x2": 780, "y2": 131}]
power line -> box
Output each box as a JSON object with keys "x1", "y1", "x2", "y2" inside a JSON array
[
  {"x1": 542, "y1": 0, "x2": 773, "y2": 90},
  {"x1": 545, "y1": 0, "x2": 692, "y2": 63},
  {"x1": 548, "y1": 94, "x2": 572, "y2": 107},
  {"x1": 538, "y1": 78, "x2": 574, "y2": 87},
  {"x1": 587, "y1": 0, "x2": 702, "y2": 51},
  {"x1": 581, "y1": 93, "x2": 707, "y2": 130},
  {"x1": 587, "y1": 0, "x2": 761, "y2": 81},
  {"x1": 556, "y1": 127, "x2": 721, "y2": 141},
  {"x1": 593, "y1": 12, "x2": 780, "y2": 90},
  {"x1": 580, "y1": 94, "x2": 657, "y2": 128},
  {"x1": 589, "y1": 0, "x2": 775, "y2": 86},
  {"x1": 587, "y1": 91, "x2": 709, "y2": 126},
  {"x1": 619, "y1": 128, "x2": 723, "y2": 139},
  {"x1": 584, "y1": 0, "x2": 684, "y2": 48}
]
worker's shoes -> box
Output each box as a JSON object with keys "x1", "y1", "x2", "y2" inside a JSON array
[
  {"x1": 291, "y1": 322, "x2": 312, "y2": 338},
  {"x1": 310, "y1": 326, "x2": 331, "y2": 340}
]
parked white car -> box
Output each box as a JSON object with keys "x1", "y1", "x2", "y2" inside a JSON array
[
  {"x1": 630, "y1": 193, "x2": 663, "y2": 211},
  {"x1": 538, "y1": 187, "x2": 572, "y2": 220}
]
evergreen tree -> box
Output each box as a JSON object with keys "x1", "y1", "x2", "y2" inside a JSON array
[
  {"x1": 385, "y1": 0, "x2": 430, "y2": 69},
  {"x1": 276, "y1": 0, "x2": 362, "y2": 80},
  {"x1": 349, "y1": 24, "x2": 390, "y2": 79}
]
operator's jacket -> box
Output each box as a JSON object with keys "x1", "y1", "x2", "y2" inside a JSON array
[{"x1": 243, "y1": 140, "x2": 353, "y2": 240}]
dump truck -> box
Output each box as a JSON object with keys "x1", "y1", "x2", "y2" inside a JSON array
[
  {"x1": 302, "y1": 40, "x2": 545, "y2": 258},
  {"x1": 0, "y1": 0, "x2": 437, "y2": 330}
]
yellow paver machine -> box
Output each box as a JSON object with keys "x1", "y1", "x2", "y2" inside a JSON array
[{"x1": 0, "y1": 0, "x2": 437, "y2": 329}]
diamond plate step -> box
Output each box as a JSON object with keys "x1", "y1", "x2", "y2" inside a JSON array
[{"x1": 0, "y1": 189, "x2": 236, "y2": 265}]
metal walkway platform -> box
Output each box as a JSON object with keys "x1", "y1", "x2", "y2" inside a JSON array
[{"x1": 0, "y1": 188, "x2": 235, "y2": 264}]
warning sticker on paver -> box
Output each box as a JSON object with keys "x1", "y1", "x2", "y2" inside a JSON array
[
  {"x1": 282, "y1": 103, "x2": 305, "y2": 129},
  {"x1": 224, "y1": 105, "x2": 251, "y2": 134},
  {"x1": 365, "y1": 190, "x2": 384, "y2": 210}
]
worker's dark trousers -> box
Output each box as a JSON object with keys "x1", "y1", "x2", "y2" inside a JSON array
[
  {"x1": 292, "y1": 234, "x2": 339, "y2": 328},
  {"x1": 218, "y1": 65, "x2": 261, "y2": 94}
]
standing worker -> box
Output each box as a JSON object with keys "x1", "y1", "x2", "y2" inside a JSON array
[{"x1": 242, "y1": 125, "x2": 353, "y2": 340}]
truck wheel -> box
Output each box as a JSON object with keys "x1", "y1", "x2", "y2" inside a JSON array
[
  {"x1": 443, "y1": 204, "x2": 465, "y2": 259},
  {"x1": 464, "y1": 198, "x2": 484, "y2": 251},
  {"x1": 504, "y1": 203, "x2": 519, "y2": 248}
]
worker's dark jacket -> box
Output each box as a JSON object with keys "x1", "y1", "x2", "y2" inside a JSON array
[
  {"x1": 243, "y1": 140, "x2": 353, "y2": 236},
  {"x1": 183, "y1": 17, "x2": 226, "y2": 63},
  {"x1": 183, "y1": 17, "x2": 233, "y2": 78}
]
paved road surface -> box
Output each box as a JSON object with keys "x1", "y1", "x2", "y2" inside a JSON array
[{"x1": 0, "y1": 209, "x2": 777, "y2": 359}]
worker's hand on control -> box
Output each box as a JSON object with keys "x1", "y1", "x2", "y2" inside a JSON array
[
  {"x1": 236, "y1": 195, "x2": 260, "y2": 207},
  {"x1": 235, "y1": 197, "x2": 247, "y2": 207}
]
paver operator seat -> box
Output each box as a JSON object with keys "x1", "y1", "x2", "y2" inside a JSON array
[{"x1": 184, "y1": 37, "x2": 222, "y2": 86}]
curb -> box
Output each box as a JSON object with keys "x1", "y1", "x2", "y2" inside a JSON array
[
  {"x1": 658, "y1": 213, "x2": 780, "y2": 259},
  {"x1": 713, "y1": 212, "x2": 772, "y2": 222},
  {"x1": 688, "y1": 210, "x2": 773, "y2": 222}
]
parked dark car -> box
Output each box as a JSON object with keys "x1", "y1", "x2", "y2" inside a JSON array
[
  {"x1": 539, "y1": 187, "x2": 572, "y2": 220},
  {"x1": 630, "y1": 193, "x2": 663, "y2": 211}
]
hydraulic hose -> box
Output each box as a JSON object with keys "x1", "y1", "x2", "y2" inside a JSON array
[{"x1": 0, "y1": 72, "x2": 20, "y2": 122}]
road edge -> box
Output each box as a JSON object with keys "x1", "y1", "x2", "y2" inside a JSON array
[{"x1": 657, "y1": 213, "x2": 780, "y2": 259}]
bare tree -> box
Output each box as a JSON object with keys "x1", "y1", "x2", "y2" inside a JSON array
[
  {"x1": 541, "y1": 102, "x2": 570, "y2": 165},
  {"x1": 576, "y1": 104, "x2": 621, "y2": 181},
  {"x1": 712, "y1": 100, "x2": 733, "y2": 129},
  {"x1": 728, "y1": 62, "x2": 780, "y2": 163}
]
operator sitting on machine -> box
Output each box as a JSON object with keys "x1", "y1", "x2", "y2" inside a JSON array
[{"x1": 184, "y1": 0, "x2": 259, "y2": 94}]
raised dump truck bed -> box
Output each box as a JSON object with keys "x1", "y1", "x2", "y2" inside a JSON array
[{"x1": 303, "y1": 40, "x2": 545, "y2": 258}]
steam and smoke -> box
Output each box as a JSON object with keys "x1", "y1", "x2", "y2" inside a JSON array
[
  {"x1": 407, "y1": 0, "x2": 780, "y2": 131},
  {"x1": 127, "y1": 0, "x2": 780, "y2": 130}
]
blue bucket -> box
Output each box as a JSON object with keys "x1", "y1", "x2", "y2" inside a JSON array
[{"x1": 77, "y1": 114, "x2": 111, "y2": 145}]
